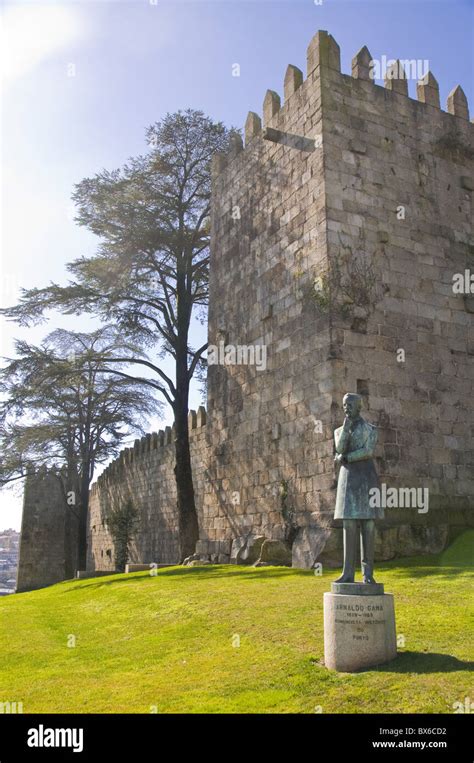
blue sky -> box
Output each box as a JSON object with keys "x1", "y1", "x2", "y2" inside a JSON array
[{"x1": 1, "y1": 0, "x2": 473, "y2": 528}]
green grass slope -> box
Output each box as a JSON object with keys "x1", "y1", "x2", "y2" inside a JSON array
[{"x1": 1, "y1": 531, "x2": 472, "y2": 714}]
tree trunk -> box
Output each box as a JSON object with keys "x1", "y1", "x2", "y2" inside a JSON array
[
  {"x1": 77, "y1": 472, "x2": 90, "y2": 571},
  {"x1": 60, "y1": 466, "x2": 88, "y2": 576},
  {"x1": 173, "y1": 300, "x2": 199, "y2": 562},
  {"x1": 174, "y1": 389, "x2": 199, "y2": 562},
  {"x1": 60, "y1": 473, "x2": 75, "y2": 581}
]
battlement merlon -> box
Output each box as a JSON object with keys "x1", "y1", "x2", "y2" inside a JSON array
[{"x1": 212, "y1": 29, "x2": 472, "y2": 180}]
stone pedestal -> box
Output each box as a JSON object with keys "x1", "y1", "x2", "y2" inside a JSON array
[{"x1": 324, "y1": 584, "x2": 397, "y2": 672}]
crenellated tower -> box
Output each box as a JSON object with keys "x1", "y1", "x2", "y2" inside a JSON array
[
  {"x1": 16, "y1": 466, "x2": 80, "y2": 592},
  {"x1": 18, "y1": 31, "x2": 473, "y2": 587},
  {"x1": 206, "y1": 30, "x2": 473, "y2": 565}
]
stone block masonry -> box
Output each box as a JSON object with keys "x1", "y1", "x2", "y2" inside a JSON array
[
  {"x1": 18, "y1": 30, "x2": 473, "y2": 587},
  {"x1": 319, "y1": 39, "x2": 473, "y2": 534},
  {"x1": 206, "y1": 30, "x2": 473, "y2": 562},
  {"x1": 87, "y1": 407, "x2": 209, "y2": 571},
  {"x1": 16, "y1": 468, "x2": 80, "y2": 592}
]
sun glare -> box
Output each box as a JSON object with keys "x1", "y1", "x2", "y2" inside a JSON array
[{"x1": 1, "y1": 3, "x2": 84, "y2": 87}]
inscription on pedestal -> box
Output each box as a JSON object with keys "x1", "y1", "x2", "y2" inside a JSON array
[
  {"x1": 324, "y1": 592, "x2": 397, "y2": 671},
  {"x1": 335, "y1": 600, "x2": 386, "y2": 642}
]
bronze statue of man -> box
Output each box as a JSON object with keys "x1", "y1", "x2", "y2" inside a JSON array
[{"x1": 333, "y1": 393, "x2": 382, "y2": 584}]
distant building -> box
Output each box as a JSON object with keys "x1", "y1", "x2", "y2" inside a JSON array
[{"x1": 0, "y1": 529, "x2": 20, "y2": 593}]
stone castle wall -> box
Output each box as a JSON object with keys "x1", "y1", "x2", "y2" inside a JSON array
[
  {"x1": 204, "y1": 40, "x2": 335, "y2": 552},
  {"x1": 203, "y1": 31, "x2": 473, "y2": 563},
  {"x1": 88, "y1": 32, "x2": 472, "y2": 571},
  {"x1": 16, "y1": 469, "x2": 79, "y2": 592},
  {"x1": 18, "y1": 30, "x2": 473, "y2": 585},
  {"x1": 319, "y1": 37, "x2": 473, "y2": 544},
  {"x1": 87, "y1": 407, "x2": 210, "y2": 571}
]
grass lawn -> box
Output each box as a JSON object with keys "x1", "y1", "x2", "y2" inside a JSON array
[{"x1": 1, "y1": 531, "x2": 472, "y2": 714}]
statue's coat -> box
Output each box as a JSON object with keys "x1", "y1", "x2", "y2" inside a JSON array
[{"x1": 334, "y1": 418, "x2": 382, "y2": 520}]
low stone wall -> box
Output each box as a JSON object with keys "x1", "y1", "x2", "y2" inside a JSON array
[{"x1": 86, "y1": 407, "x2": 210, "y2": 571}]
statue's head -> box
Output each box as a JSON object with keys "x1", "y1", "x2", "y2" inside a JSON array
[{"x1": 342, "y1": 393, "x2": 362, "y2": 420}]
